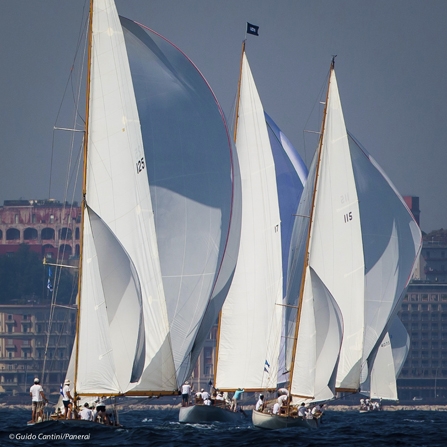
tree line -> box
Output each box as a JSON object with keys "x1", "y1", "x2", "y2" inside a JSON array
[{"x1": 0, "y1": 244, "x2": 77, "y2": 305}]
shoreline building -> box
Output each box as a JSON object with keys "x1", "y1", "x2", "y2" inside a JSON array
[
  {"x1": 0, "y1": 303, "x2": 76, "y2": 397},
  {"x1": 0, "y1": 199, "x2": 81, "y2": 260}
]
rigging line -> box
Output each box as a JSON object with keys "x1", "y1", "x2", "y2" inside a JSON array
[
  {"x1": 49, "y1": 3, "x2": 89, "y2": 200},
  {"x1": 301, "y1": 68, "x2": 331, "y2": 168}
]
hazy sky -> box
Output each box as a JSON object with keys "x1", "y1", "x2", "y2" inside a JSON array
[{"x1": 0, "y1": 1, "x2": 446, "y2": 233}]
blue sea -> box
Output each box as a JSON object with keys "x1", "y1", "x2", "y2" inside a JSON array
[{"x1": 1, "y1": 407, "x2": 446, "y2": 446}]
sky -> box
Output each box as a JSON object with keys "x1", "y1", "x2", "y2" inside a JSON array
[{"x1": 0, "y1": 0, "x2": 446, "y2": 233}]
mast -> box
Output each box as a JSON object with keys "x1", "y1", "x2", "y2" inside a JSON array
[
  {"x1": 287, "y1": 60, "x2": 334, "y2": 400},
  {"x1": 73, "y1": 0, "x2": 93, "y2": 398},
  {"x1": 213, "y1": 40, "x2": 246, "y2": 388}
]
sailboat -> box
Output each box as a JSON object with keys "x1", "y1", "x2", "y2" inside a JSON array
[
  {"x1": 252, "y1": 59, "x2": 421, "y2": 429},
  {"x1": 359, "y1": 315, "x2": 410, "y2": 410},
  {"x1": 179, "y1": 42, "x2": 307, "y2": 424},
  {"x1": 50, "y1": 0, "x2": 236, "y2": 422}
]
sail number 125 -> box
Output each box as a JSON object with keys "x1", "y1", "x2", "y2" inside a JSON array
[{"x1": 136, "y1": 157, "x2": 145, "y2": 174}]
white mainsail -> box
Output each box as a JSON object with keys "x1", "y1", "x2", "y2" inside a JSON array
[
  {"x1": 68, "y1": 0, "x2": 235, "y2": 397},
  {"x1": 309, "y1": 67, "x2": 365, "y2": 392},
  {"x1": 215, "y1": 49, "x2": 282, "y2": 391},
  {"x1": 287, "y1": 63, "x2": 421, "y2": 399}
]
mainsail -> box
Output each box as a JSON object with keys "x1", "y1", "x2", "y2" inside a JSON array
[
  {"x1": 286, "y1": 61, "x2": 421, "y2": 402},
  {"x1": 69, "y1": 0, "x2": 235, "y2": 397},
  {"x1": 214, "y1": 47, "x2": 283, "y2": 391}
]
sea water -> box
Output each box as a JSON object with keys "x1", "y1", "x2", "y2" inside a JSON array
[{"x1": 1, "y1": 408, "x2": 446, "y2": 447}]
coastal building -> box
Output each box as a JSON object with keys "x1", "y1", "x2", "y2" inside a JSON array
[
  {"x1": 0, "y1": 303, "x2": 76, "y2": 398},
  {"x1": 0, "y1": 199, "x2": 81, "y2": 260}
]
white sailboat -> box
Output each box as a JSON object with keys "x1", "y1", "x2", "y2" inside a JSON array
[
  {"x1": 359, "y1": 315, "x2": 410, "y2": 408},
  {"x1": 179, "y1": 42, "x2": 307, "y2": 424},
  {"x1": 51, "y1": 0, "x2": 235, "y2": 421},
  {"x1": 253, "y1": 59, "x2": 421, "y2": 429}
]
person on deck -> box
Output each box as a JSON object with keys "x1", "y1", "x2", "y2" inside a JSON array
[
  {"x1": 181, "y1": 381, "x2": 192, "y2": 407},
  {"x1": 29, "y1": 378, "x2": 48, "y2": 423},
  {"x1": 195, "y1": 389, "x2": 203, "y2": 404},
  {"x1": 62, "y1": 379, "x2": 74, "y2": 420},
  {"x1": 95, "y1": 401, "x2": 111, "y2": 425},
  {"x1": 215, "y1": 391, "x2": 225, "y2": 406},
  {"x1": 272, "y1": 402, "x2": 280, "y2": 415},
  {"x1": 231, "y1": 388, "x2": 244, "y2": 412},
  {"x1": 298, "y1": 402, "x2": 306, "y2": 418},
  {"x1": 255, "y1": 394, "x2": 265, "y2": 412},
  {"x1": 201, "y1": 388, "x2": 210, "y2": 401},
  {"x1": 79, "y1": 402, "x2": 93, "y2": 421}
]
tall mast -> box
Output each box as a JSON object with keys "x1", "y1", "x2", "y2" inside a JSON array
[
  {"x1": 232, "y1": 40, "x2": 246, "y2": 143},
  {"x1": 214, "y1": 39, "x2": 245, "y2": 387},
  {"x1": 73, "y1": 0, "x2": 94, "y2": 398},
  {"x1": 287, "y1": 60, "x2": 334, "y2": 400}
]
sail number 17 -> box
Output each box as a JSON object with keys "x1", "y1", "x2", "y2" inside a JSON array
[{"x1": 136, "y1": 157, "x2": 145, "y2": 174}]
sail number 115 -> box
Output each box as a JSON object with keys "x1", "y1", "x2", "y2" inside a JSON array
[{"x1": 343, "y1": 211, "x2": 353, "y2": 223}]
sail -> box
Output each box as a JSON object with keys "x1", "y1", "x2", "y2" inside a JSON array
[
  {"x1": 75, "y1": 0, "x2": 176, "y2": 394},
  {"x1": 265, "y1": 113, "x2": 308, "y2": 384},
  {"x1": 348, "y1": 133, "x2": 422, "y2": 367},
  {"x1": 369, "y1": 332, "x2": 398, "y2": 400},
  {"x1": 310, "y1": 69, "x2": 365, "y2": 391},
  {"x1": 72, "y1": 0, "x2": 235, "y2": 394},
  {"x1": 215, "y1": 51, "x2": 282, "y2": 391},
  {"x1": 360, "y1": 315, "x2": 410, "y2": 400},
  {"x1": 120, "y1": 16, "x2": 235, "y2": 386},
  {"x1": 289, "y1": 267, "x2": 343, "y2": 402}
]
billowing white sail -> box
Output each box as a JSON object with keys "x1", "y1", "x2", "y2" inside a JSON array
[
  {"x1": 215, "y1": 51, "x2": 282, "y2": 391},
  {"x1": 361, "y1": 315, "x2": 410, "y2": 400},
  {"x1": 310, "y1": 69, "x2": 365, "y2": 391},
  {"x1": 348, "y1": 133, "x2": 421, "y2": 369},
  {"x1": 71, "y1": 0, "x2": 235, "y2": 396},
  {"x1": 265, "y1": 112, "x2": 308, "y2": 384},
  {"x1": 121, "y1": 17, "x2": 235, "y2": 387},
  {"x1": 290, "y1": 67, "x2": 420, "y2": 395},
  {"x1": 289, "y1": 267, "x2": 343, "y2": 402}
]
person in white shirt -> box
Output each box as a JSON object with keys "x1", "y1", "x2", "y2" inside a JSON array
[
  {"x1": 311, "y1": 404, "x2": 321, "y2": 416},
  {"x1": 62, "y1": 379, "x2": 74, "y2": 420},
  {"x1": 255, "y1": 394, "x2": 265, "y2": 412},
  {"x1": 29, "y1": 378, "x2": 48, "y2": 423},
  {"x1": 181, "y1": 381, "x2": 192, "y2": 407},
  {"x1": 201, "y1": 389, "x2": 210, "y2": 401},
  {"x1": 79, "y1": 403, "x2": 93, "y2": 421},
  {"x1": 298, "y1": 403, "x2": 306, "y2": 418},
  {"x1": 272, "y1": 402, "x2": 280, "y2": 415}
]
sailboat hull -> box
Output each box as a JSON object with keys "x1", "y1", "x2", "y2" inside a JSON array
[
  {"x1": 252, "y1": 409, "x2": 318, "y2": 430},
  {"x1": 179, "y1": 405, "x2": 246, "y2": 424}
]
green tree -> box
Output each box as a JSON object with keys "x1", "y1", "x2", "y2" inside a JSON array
[{"x1": 0, "y1": 245, "x2": 77, "y2": 304}]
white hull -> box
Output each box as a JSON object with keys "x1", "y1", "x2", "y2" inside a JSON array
[
  {"x1": 252, "y1": 409, "x2": 318, "y2": 430},
  {"x1": 179, "y1": 405, "x2": 246, "y2": 423}
]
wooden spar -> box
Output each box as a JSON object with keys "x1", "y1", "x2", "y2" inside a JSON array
[
  {"x1": 73, "y1": 0, "x2": 93, "y2": 400},
  {"x1": 286, "y1": 62, "x2": 334, "y2": 401},
  {"x1": 232, "y1": 40, "x2": 245, "y2": 143},
  {"x1": 76, "y1": 390, "x2": 180, "y2": 397}
]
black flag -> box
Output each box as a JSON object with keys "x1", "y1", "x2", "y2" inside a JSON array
[{"x1": 246, "y1": 22, "x2": 259, "y2": 36}]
